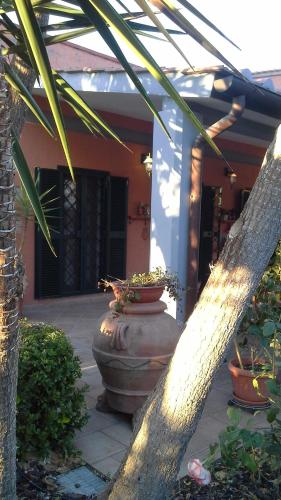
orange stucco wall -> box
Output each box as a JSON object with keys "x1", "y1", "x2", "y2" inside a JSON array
[{"x1": 20, "y1": 121, "x2": 152, "y2": 304}]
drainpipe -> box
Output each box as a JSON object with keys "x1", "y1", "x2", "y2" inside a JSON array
[{"x1": 186, "y1": 95, "x2": 246, "y2": 318}]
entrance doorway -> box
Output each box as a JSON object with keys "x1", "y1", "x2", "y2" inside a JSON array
[
  {"x1": 35, "y1": 167, "x2": 128, "y2": 298},
  {"x1": 198, "y1": 185, "x2": 222, "y2": 291}
]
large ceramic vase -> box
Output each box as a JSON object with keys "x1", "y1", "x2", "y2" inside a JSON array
[{"x1": 93, "y1": 291, "x2": 181, "y2": 415}]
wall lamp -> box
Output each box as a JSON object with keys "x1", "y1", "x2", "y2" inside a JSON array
[
  {"x1": 224, "y1": 166, "x2": 237, "y2": 186},
  {"x1": 141, "y1": 153, "x2": 153, "y2": 176}
]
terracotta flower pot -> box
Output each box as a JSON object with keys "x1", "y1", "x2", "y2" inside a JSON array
[
  {"x1": 111, "y1": 282, "x2": 164, "y2": 303},
  {"x1": 228, "y1": 358, "x2": 271, "y2": 407}
]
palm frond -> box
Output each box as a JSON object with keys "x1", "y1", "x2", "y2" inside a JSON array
[
  {"x1": 14, "y1": 0, "x2": 74, "y2": 178},
  {"x1": 0, "y1": 0, "x2": 242, "y2": 247},
  {"x1": 12, "y1": 133, "x2": 55, "y2": 254},
  {"x1": 77, "y1": 0, "x2": 223, "y2": 156}
]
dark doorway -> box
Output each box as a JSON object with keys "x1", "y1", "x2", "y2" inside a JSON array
[
  {"x1": 35, "y1": 167, "x2": 128, "y2": 298},
  {"x1": 198, "y1": 185, "x2": 222, "y2": 290},
  {"x1": 108, "y1": 176, "x2": 128, "y2": 280}
]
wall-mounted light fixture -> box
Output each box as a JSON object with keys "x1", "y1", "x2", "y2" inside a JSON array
[
  {"x1": 224, "y1": 167, "x2": 237, "y2": 186},
  {"x1": 141, "y1": 153, "x2": 153, "y2": 176}
]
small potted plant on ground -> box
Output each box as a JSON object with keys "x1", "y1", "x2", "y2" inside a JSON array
[
  {"x1": 100, "y1": 266, "x2": 181, "y2": 311},
  {"x1": 228, "y1": 241, "x2": 281, "y2": 408}
]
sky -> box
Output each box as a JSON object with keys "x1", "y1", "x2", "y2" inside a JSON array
[{"x1": 73, "y1": 0, "x2": 280, "y2": 74}]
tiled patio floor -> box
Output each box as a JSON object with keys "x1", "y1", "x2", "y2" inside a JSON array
[{"x1": 24, "y1": 294, "x2": 268, "y2": 479}]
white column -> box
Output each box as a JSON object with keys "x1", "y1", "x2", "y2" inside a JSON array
[{"x1": 150, "y1": 98, "x2": 200, "y2": 322}]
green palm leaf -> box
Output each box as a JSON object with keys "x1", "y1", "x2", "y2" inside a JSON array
[
  {"x1": 176, "y1": 0, "x2": 240, "y2": 49},
  {"x1": 0, "y1": 1, "x2": 13, "y2": 14},
  {"x1": 135, "y1": 0, "x2": 193, "y2": 68},
  {"x1": 35, "y1": 2, "x2": 84, "y2": 18},
  {"x1": 114, "y1": 0, "x2": 130, "y2": 13},
  {"x1": 0, "y1": 0, "x2": 50, "y2": 13},
  {"x1": 79, "y1": 1, "x2": 171, "y2": 138},
  {"x1": 127, "y1": 21, "x2": 183, "y2": 35},
  {"x1": 13, "y1": 4, "x2": 39, "y2": 75},
  {"x1": 4, "y1": 63, "x2": 55, "y2": 137},
  {"x1": 79, "y1": 0, "x2": 223, "y2": 157},
  {"x1": 1, "y1": 13, "x2": 22, "y2": 40},
  {"x1": 12, "y1": 133, "x2": 54, "y2": 254},
  {"x1": 53, "y1": 70, "x2": 128, "y2": 147},
  {"x1": 42, "y1": 17, "x2": 182, "y2": 34},
  {"x1": 0, "y1": 32, "x2": 19, "y2": 56},
  {"x1": 64, "y1": 97, "x2": 105, "y2": 136},
  {"x1": 13, "y1": 0, "x2": 74, "y2": 179},
  {"x1": 155, "y1": 0, "x2": 242, "y2": 77},
  {"x1": 40, "y1": 19, "x2": 88, "y2": 31},
  {"x1": 32, "y1": 0, "x2": 53, "y2": 5},
  {"x1": 133, "y1": 30, "x2": 167, "y2": 42},
  {"x1": 44, "y1": 26, "x2": 96, "y2": 46}
]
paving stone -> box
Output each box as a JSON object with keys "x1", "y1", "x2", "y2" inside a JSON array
[
  {"x1": 85, "y1": 395, "x2": 97, "y2": 410},
  {"x1": 93, "y1": 457, "x2": 121, "y2": 477},
  {"x1": 85, "y1": 389, "x2": 103, "y2": 406},
  {"x1": 81, "y1": 368, "x2": 102, "y2": 383},
  {"x1": 77, "y1": 408, "x2": 116, "y2": 435},
  {"x1": 188, "y1": 415, "x2": 227, "y2": 453},
  {"x1": 203, "y1": 388, "x2": 230, "y2": 415},
  {"x1": 111, "y1": 449, "x2": 127, "y2": 462},
  {"x1": 102, "y1": 422, "x2": 133, "y2": 446},
  {"x1": 75, "y1": 431, "x2": 126, "y2": 464}
]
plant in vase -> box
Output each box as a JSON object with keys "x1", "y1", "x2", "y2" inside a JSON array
[
  {"x1": 229, "y1": 241, "x2": 281, "y2": 407},
  {"x1": 100, "y1": 267, "x2": 181, "y2": 312},
  {"x1": 94, "y1": 267, "x2": 182, "y2": 414}
]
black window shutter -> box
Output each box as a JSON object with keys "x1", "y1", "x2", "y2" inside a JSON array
[
  {"x1": 108, "y1": 177, "x2": 128, "y2": 280},
  {"x1": 35, "y1": 168, "x2": 61, "y2": 298}
]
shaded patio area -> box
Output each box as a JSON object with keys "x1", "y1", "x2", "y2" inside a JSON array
[{"x1": 24, "y1": 294, "x2": 268, "y2": 479}]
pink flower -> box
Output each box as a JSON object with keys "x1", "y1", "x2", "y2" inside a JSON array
[{"x1": 187, "y1": 459, "x2": 211, "y2": 485}]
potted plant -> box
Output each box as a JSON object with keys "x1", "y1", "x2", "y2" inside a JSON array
[
  {"x1": 100, "y1": 266, "x2": 181, "y2": 311},
  {"x1": 94, "y1": 267, "x2": 182, "y2": 415},
  {"x1": 229, "y1": 241, "x2": 281, "y2": 408}
]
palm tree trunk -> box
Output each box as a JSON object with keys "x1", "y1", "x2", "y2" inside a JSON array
[
  {"x1": 10, "y1": 13, "x2": 48, "y2": 138},
  {"x1": 0, "y1": 15, "x2": 47, "y2": 497},
  {"x1": 107, "y1": 127, "x2": 281, "y2": 499},
  {"x1": 0, "y1": 60, "x2": 18, "y2": 499}
]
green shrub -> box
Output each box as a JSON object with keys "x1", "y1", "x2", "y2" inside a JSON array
[{"x1": 17, "y1": 320, "x2": 89, "y2": 459}]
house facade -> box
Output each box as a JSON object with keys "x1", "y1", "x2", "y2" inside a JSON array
[{"x1": 20, "y1": 43, "x2": 281, "y2": 320}]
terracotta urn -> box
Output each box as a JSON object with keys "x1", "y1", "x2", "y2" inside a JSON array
[
  {"x1": 110, "y1": 282, "x2": 164, "y2": 303},
  {"x1": 228, "y1": 358, "x2": 271, "y2": 408},
  {"x1": 93, "y1": 295, "x2": 181, "y2": 415}
]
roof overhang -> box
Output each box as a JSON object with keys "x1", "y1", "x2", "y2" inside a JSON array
[
  {"x1": 34, "y1": 70, "x2": 215, "y2": 124},
  {"x1": 33, "y1": 68, "x2": 281, "y2": 148},
  {"x1": 212, "y1": 71, "x2": 281, "y2": 121},
  {"x1": 35, "y1": 70, "x2": 215, "y2": 98}
]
